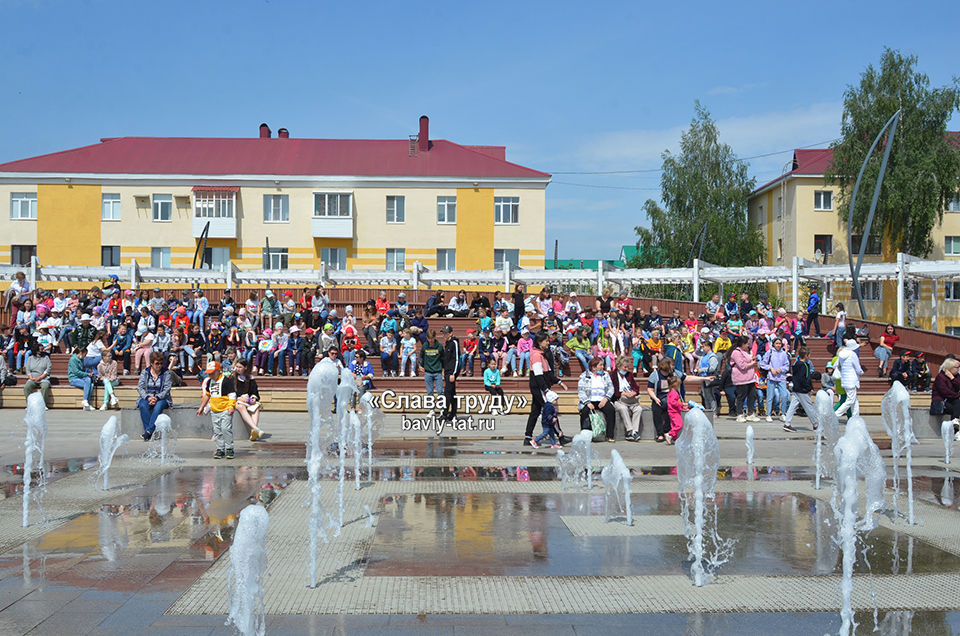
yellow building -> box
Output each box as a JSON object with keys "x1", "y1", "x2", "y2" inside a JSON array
[
  {"x1": 748, "y1": 144, "x2": 960, "y2": 333},
  {"x1": 0, "y1": 117, "x2": 549, "y2": 274}
]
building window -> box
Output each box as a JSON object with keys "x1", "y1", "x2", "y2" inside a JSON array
[
  {"x1": 263, "y1": 194, "x2": 289, "y2": 222},
  {"x1": 814, "y1": 190, "x2": 833, "y2": 211},
  {"x1": 850, "y1": 234, "x2": 882, "y2": 255},
  {"x1": 385, "y1": 248, "x2": 405, "y2": 271},
  {"x1": 386, "y1": 196, "x2": 405, "y2": 223},
  {"x1": 101, "y1": 194, "x2": 121, "y2": 221},
  {"x1": 314, "y1": 193, "x2": 352, "y2": 217},
  {"x1": 494, "y1": 196, "x2": 519, "y2": 224},
  {"x1": 945, "y1": 282, "x2": 960, "y2": 301},
  {"x1": 852, "y1": 281, "x2": 881, "y2": 302},
  {"x1": 194, "y1": 191, "x2": 235, "y2": 218},
  {"x1": 947, "y1": 327, "x2": 960, "y2": 336},
  {"x1": 947, "y1": 194, "x2": 960, "y2": 212},
  {"x1": 262, "y1": 248, "x2": 288, "y2": 270},
  {"x1": 10, "y1": 193, "x2": 37, "y2": 220},
  {"x1": 437, "y1": 196, "x2": 457, "y2": 224},
  {"x1": 152, "y1": 194, "x2": 172, "y2": 221},
  {"x1": 101, "y1": 246, "x2": 121, "y2": 267},
  {"x1": 436, "y1": 249, "x2": 456, "y2": 271},
  {"x1": 946, "y1": 236, "x2": 960, "y2": 256},
  {"x1": 202, "y1": 247, "x2": 231, "y2": 270},
  {"x1": 777, "y1": 196, "x2": 783, "y2": 219},
  {"x1": 321, "y1": 247, "x2": 347, "y2": 270},
  {"x1": 814, "y1": 234, "x2": 833, "y2": 256},
  {"x1": 777, "y1": 238, "x2": 783, "y2": 260},
  {"x1": 494, "y1": 249, "x2": 520, "y2": 270},
  {"x1": 151, "y1": 247, "x2": 171, "y2": 268},
  {"x1": 10, "y1": 245, "x2": 36, "y2": 266}
]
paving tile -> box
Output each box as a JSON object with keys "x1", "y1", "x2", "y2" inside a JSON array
[
  {"x1": 26, "y1": 610, "x2": 111, "y2": 636},
  {"x1": 150, "y1": 614, "x2": 228, "y2": 628}
]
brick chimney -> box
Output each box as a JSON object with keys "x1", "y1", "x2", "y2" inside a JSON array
[
  {"x1": 418, "y1": 115, "x2": 429, "y2": 152},
  {"x1": 278, "y1": 128, "x2": 289, "y2": 138},
  {"x1": 259, "y1": 123, "x2": 271, "y2": 138}
]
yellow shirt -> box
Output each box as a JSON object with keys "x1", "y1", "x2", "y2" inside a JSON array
[{"x1": 205, "y1": 374, "x2": 237, "y2": 413}]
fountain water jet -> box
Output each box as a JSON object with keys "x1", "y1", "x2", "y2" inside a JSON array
[
  {"x1": 601, "y1": 449, "x2": 633, "y2": 525},
  {"x1": 881, "y1": 381, "x2": 917, "y2": 524},
  {"x1": 556, "y1": 430, "x2": 593, "y2": 490},
  {"x1": 744, "y1": 425, "x2": 754, "y2": 465},
  {"x1": 813, "y1": 390, "x2": 842, "y2": 490},
  {"x1": 334, "y1": 367, "x2": 359, "y2": 529},
  {"x1": 22, "y1": 392, "x2": 47, "y2": 528},
  {"x1": 227, "y1": 504, "x2": 269, "y2": 636},
  {"x1": 675, "y1": 409, "x2": 735, "y2": 586},
  {"x1": 95, "y1": 416, "x2": 129, "y2": 491},
  {"x1": 305, "y1": 358, "x2": 339, "y2": 588},
  {"x1": 359, "y1": 392, "x2": 383, "y2": 479},
  {"x1": 831, "y1": 416, "x2": 886, "y2": 636}
]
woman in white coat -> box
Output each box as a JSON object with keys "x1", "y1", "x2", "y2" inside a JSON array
[{"x1": 834, "y1": 339, "x2": 864, "y2": 418}]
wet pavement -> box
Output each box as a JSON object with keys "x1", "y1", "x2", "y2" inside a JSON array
[{"x1": 0, "y1": 409, "x2": 958, "y2": 634}]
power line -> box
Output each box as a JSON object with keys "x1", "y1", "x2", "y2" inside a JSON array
[{"x1": 550, "y1": 138, "x2": 838, "y2": 175}]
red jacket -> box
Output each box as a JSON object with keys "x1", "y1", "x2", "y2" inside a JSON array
[{"x1": 611, "y1": 370, "x2": 641, "y2": 401}]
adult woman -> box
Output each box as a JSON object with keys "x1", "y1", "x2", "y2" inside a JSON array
[
  {"x1": 759, "y1": 337, "x2": 790, "y2": 421},
  {"x1": 233, "y1": 359, "x2": 264, "y2": 442},
  {"x1": 647, "y1": 357, "x2": 679, "y2": 442},
  {"x1": 137, "y1": 351, "x2": 172, "y2": 441},
  {"x1": 730, "y1": 335, "x2": 759, "y2": 422},
  {"x1": 577, "y1": 357, "x2": 615, "y2": 441},
  {"x1": 595, "y1": 287, "x2": 613, "y2": 316},
  {"x1": 525, "y1": 333, "x2": 567, "y2": 445},
  {"x1": 834, "y1": 340, "x2": 863, "y2": 418},
  {"x1": 931, "y1": 358, "x2": 960, "y2": 432},
  {"x1": 874, "y1": 324, "x2": 899, "y2": 377},
  {"x1": 84, "y1": 330, "x2": 108, "y2": 374},
  {"x1": 612, "y1": 355, "x2": 642, "y2": 441}
]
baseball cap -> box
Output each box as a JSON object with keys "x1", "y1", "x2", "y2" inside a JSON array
[
  {"x1": 441, "y1": 325, "x2": 453, "y2": 333},
  {"x1": 205, "y1": 361, "x2": 221, "y2": 373}
]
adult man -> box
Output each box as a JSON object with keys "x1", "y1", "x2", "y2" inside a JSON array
[
  {"x1": 440, "y1": 325, "x2": 460, "y2": 423},
  {"x1": 197, "y1": 361, "x2": 237, "y2": 459},
  {"x1": 783, "y1": 347, "x2": 817, "y2": 432},
  {"x1": 23, "y1": 344, "x2": 52, "y2": 407},
  {"x1": 138, "y1": 352, "x2": 172, "y2": 441},
  {"x1": 421, "y1": 329, "x2": 444, "y2": 403}
]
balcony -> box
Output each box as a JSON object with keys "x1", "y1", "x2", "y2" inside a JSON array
[
  {"x1": 193, "y1": 215, "x2": 237, "y2": 239},
  {"x1": 312, "y1": 215, "x2": 353, "y2": 239}
]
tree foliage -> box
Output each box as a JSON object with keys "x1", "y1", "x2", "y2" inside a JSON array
[
  {"x1": 630, "y1": 102, "x2": 764, "y2": 269},
  {"x1": 825, "y1": 47, "x2": 960, "y2": 257}
]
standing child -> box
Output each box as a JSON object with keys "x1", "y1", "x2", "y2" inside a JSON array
[
  {"x1": 196, "y1": 361, "x2": 236, "y2": 459},
  {"x1": 97, "y1": 348, "x2": 119, "y2": 410},
  {"x1": 665, "y1": 375, "x2": 688, "y2": 444},
  {"x1": 399, "y1": 328, "x2": 418, "y2": 377},
  {"x1": 531, "y1": 390, "x2": 561, "y2": 449}
]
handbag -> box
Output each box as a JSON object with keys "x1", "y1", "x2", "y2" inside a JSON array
[
  {"x1": 589, "y1": 411, "x2": 606, "y2": 440},
  {"x1": 930, "y1": 400, "x2": 945, "y2": 416}
]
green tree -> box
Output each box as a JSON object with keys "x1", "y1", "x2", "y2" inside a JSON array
[
  {"x1": 631, "y1": 102, "x2": 764, "y2": 270},
  {"x1": 825, "y1": 47, "x2": 960, "y2": 258}
]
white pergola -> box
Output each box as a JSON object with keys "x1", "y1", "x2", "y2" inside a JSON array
[{"x1": 4, "y1": 253, "x2": 958, "y2": 329}]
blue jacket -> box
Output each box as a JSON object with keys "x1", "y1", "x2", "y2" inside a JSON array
[{"x1": 807, "y1": 292, "x2": 820, "y2": 313}]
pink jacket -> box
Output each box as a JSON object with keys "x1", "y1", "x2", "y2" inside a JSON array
[
  {"x1": 518, "y1": 337, "x2": 533, "y2": 353},
  {"x1": 730, "y1": 347, "x2": 756, "y2": 386}
]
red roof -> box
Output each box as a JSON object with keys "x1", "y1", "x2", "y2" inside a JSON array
[{"x1": 0, "y1": 137, "x2": 549, "y2": 180}]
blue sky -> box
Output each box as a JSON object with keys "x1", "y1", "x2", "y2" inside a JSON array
[{"x1": 2, "y1": 0, "x2": 959, "y2": 260}]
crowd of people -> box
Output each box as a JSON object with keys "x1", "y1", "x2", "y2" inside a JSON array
[{"x1": 3, "y1": 272, "x2": 959, "y2": 451}]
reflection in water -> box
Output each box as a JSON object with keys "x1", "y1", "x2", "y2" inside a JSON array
[{"x1": 366, "y1": 492, "x2": 960, "y2": 578}]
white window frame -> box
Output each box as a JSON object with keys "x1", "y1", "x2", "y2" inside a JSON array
[
  {"x1": 494, "y1": 248, "x2": 520, "y2": 271},
  {"x1": 11, "y1": 245, "x2": 36, "y2": 266},
  {"x1": 437, "y1": 196, "x2": 457, "y2": 224},
  {"x1": 151, "y1": 247, "x2": 171, "y2": 268},
  {"x1": 101, "y1": 245, "x2": 121, "y2": 267},
  {"x1": 10, "y1": 193, "x2": 37, "y2": 220},
  {"x1": 814, "y1": 190, "x2": 833, "y2": 211},
  {"x1": 947, "y1": 326, "x2": 960, "y2": 336},
  {"x1": 385, "y1": 248, "x2": 405, "y2": 271},
  {"x1": 945, "y1": 282, "x2": 960, "y2": 302},
  {"x1": 263, "y1": 194, "x2": 289, "y2": 223},
  {"x1": 193, "y1": 191, "x2": 235, "y2": 219},
  {"x1": 101, "y1": 193, "x2": 121, "y2": 221},
  {"x1": 263, "y1": 248, "x2": 289, "y2": 270},
  {"x1": 321, "y1": 247, "x2": 347, "y2": 270},
  {"x1": 946, "y1": 236, "x2": 960, "y2": 256},
  {"x1": 814, "y1": 234, "x2": 833, "y2": 256},
  {"x1": 152, "y1": 194, "x2": 172, "y2": 222},
  {"x1": 494, "y1": 196, "x2": 519, "y2": 225},
  {"x1": 436, "y1": 248, "x2": 456, "y2": 271},
  {"x1": 854, "y1": 280, "x2": 881, "y2": 302},
  {"x1": 386, "y1": 195, "x2": 405, "y2": 224},
  {"x1": 947, "y1": 194, "x2": 960, "y2": 213},
  {"x1": 313, "y1": 192, "x2": 352, "y2": 218},
  {"x1": 202, "y1": 246, "x2": 231, "y2": 270}
]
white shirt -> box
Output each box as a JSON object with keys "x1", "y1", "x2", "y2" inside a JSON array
[
  {"x1": 590, "y1": 373, "x2": 606, "y2": 401},
  {"x1": 86, "y1": 340, "x2": 106, "y2": 358}
]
